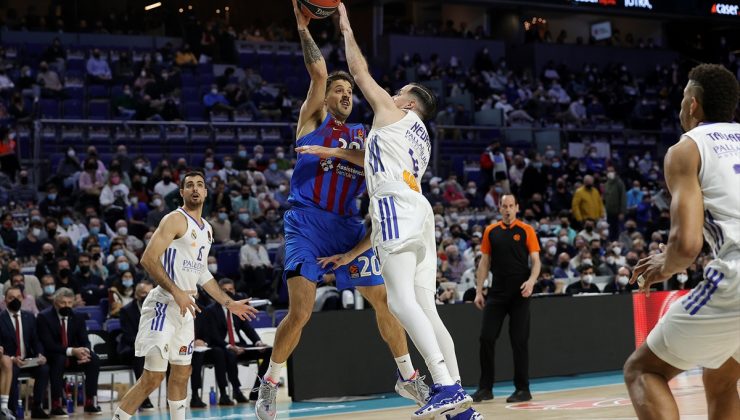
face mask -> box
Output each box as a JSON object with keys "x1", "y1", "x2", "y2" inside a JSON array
[
  {"x1": 149, "y1": 199, "x2": 161, "y2": 209},
  {"x1": 582, "y1": 259, "x2": 593, "y2": 266},
  {"x1": 552, "y1": 162, "x2": 561, "y2": 169},
  {"x1": 208, "y1": 264, "x2": 218, "y2": 273},
  {"x1": 617, "y1": 276, "x2": 629, "y2": 286},
  {"x1": 559, "y1": 261, "x2": 569, "y2": 269},
  {"x1": 224, "y1": 160, "x2": 233, "y2": 168},
  {"x1": 585, "y1": 225, "x2": 593, "y2": 232},
  {"x1": 162, "y1": 176, "x2": 172, "y2": 185},
  {"x1": 122, "y1": 278, "x2": 134, "y2": 288},
  {"x1": 278, "y1": 185, "x2": 287, "y2": 192},
  {"x1": 607, "y1": 256, "x2": 615, "y2": 265},
  {"x1": 59, "y1": 268, "x2": 71, "y2": 278},
  {"x1": 111, "y1": 176, "x2": 121, "y2": 185},
  {"x1": 548, "y1": 245, "x2": 557, "y2": 255},
  {"x1": 89, "y1": 227, "x2": 100, "y2": 235},
  {"x1": 607, "y1": 172, "x2": 615, "y2": 180},
  {"x1": 467, "y1": 188, "x2": 476, "y2": 195},
  {"x1": 31, "y1": 228, "x2": 41, "y2": 237},
  {"x1": 677, "y1": 274, "x2": 688, "y2": 283},
  {"x1": 255, "y1": 153, "x2": 263, "y2": 160},
  {"x1": 58, "y1": 307, "x2": 73, "y2": 317},
  {"x1": 218, "y1": 212, "x2": 228, "y2": 221},
  {"x1": 533, "y1": 162, "x2": 543, "y2": 169},
  {"x1": 31, "y1": 215, "x2": 42, "y2": 222},
  {"x1": 47, "y1": 193, "x2": 58, "y2": 201},
  {"x1": 238, "y1": 214, "x2": 250, "y2": 223},
  {"x1": 117, "y1": 227, "x2": 128, "y2": 236},
  {"x1": 7, "y1": 299, "x2": 21, "y2": 312},
  {"x1": 559, "y1": 236, "x2": 569, "y2": 244},
  {"x1": 583, "y1": 274, "x2": 594, "y2": 284},
  {"x1": 627, "y1": 258, "x2": 638, "y2": 266},
  {"x1": 612, "y1": 246, "x2": 621, "y2": 255},
  {"x1": 118, "y1": 262, "x2": 130, "y2": 271},
  {"x1": 435, "y1": 231, "x2": 442, "y2": 239},
  {"x1": 113, "y1": 249, "x2": 125, "y2": 258},
  {"x1": 92, "y1": 253, "x2": 101, "y2": 261},
  {"x1": 432, "y1": 188, "x2": 440, "y2": 195},
  {"x1": 494, "y1": 187, "x2": 503, "y2": 194},
  {"x1": 67, "y1": 150, "x2": 76, "y2": 158},
  {"x1": 205, "y1": 162, "x2": 214, "y2": 170},
  {"x1": 62, "y1": 217, "x2": 73, "y2": 227},
  {"x1": 269, "y1": 163, "x2": 278, "y2": 171},
  {"x1": 44, "y1": 285, "x2": 56, "y2": 295},
  {"x1": 247, "y1": 237, "x2": 259, "y2": 246},
  {"x1": 276, "y1": 152, "x2": 285, "y2": 159},
  {"x1": 540, "y1": 224, "x2": 549, "y2": 232},
  {"x1": 80, "y1": 265, "x2": 90, "y2": 274},
  {"x1": 238, "y1": 150, "x2": 247, "y2": 158}
]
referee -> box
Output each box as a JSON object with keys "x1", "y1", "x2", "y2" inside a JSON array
[{"x1": 472, "y1": 194, "x2": 541, "y2": 403}]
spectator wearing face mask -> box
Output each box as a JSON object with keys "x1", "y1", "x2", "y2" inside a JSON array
[
  {"x1": 75, "y1": 253, "x2": 105, "y2": 305},
  {"x1": 0, "y1": 273, "x2": 39, "y2": 314},
  {"x1": 667, "y1": 269, "x2": 697, "y2": 291},
  {"x1": 239, "y1": 229, "x2": 272, "y2": 297},
  {"x1": 571, "y1": 175, "x2": 604, "y2": 227},
  {"x1": 153, "y1": 169, "x2": 179, "y2": 199},
  {"x1": 264, "y1": 159, "x2": 289, "y2": 188},
  {"x1": 566, "y1": 264, "x2": 601, "y2": 295},
  {"x1": 619, "y1": 220, "x2": 639, "y2": 252},
  {"x1": 553, "y1": 253, "x2": 577, "y2": 282},
  {"x1": 577, "y1": 219, "x2": 600, "y2": 243},
  {"x1": 100, "y1": 170, "x2": 130, "y2": 209},
  {"x1": 548, "y1": 179, "x2": 572, "y2": 215},
  {"x1": 16, "y1": 223, "x2": 44, "y2": 260},
  {"x1": 54, "y1": 258, "x2": 83, "y2": 306},
  {"x1": 108, "y1": 270, "x2": 136, "y2": 317},
  {"x1": 232, "y1": 184, "x2": 261, "y2": 219},
  {"x1": 532, "y1": 266, "x2": 557, "y2": 294},
  {"x1": 218, "y1": 155, "x2": 239, "y2": 181},
  {"x1": 0, "y1": 214, "x2": 18, "y2": 250},
  {"x1": 259, "y1": 208, "x2": 283, "y2": 240},
  {"x1": 604, "y1": 266, "x2": 637, "y2": 294},
  {"x1": 209, "y1": 207, "x2": 232, "y2": 245},
  {"x1": 230, "y1": 208, "x2": 257, "y2": 242},
  {"x1": 36, "y1": 275, "x2": 57, "y2": 312},
  {"x1": 424, "y1": 178, "x2": 445, "y2": 207},
  {"x1": 114, "y1": 219, "x2": 144, "y2": 252},
  {"x1": 597, "y1": 249, "x2": 620, "y2": 277},
  {"x1": 441, "y1": 245, "x2": 470, "y2": 283},
  {"x1": 146, "y1": 195, "x2": 168, "y2": 227},
  {"x1": 77, "y1": 217, "x2": 110, "y2": 253},
  {"x1": 273, "y1": 182, "x2": 291, "y2": 210}
]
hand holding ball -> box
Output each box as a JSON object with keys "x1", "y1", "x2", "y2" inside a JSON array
[{"x1": 297, "y1": 0, "x2": 341, "y2": 19}]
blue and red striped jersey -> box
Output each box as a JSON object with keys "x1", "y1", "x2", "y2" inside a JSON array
[{"x1": 288, "y1": 114, "x2": 367, "y2": 217}]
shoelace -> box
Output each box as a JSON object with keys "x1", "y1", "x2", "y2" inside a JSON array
[
  {"x1": 412, "y1": 375, "x2": 431, "y2": 402},
  {"x1": 253, "y1": 380, "x2": 278, "y2": 406}
]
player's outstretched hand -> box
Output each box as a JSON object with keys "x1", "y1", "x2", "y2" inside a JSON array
[
  {"x1": 291, "y1": 0, "x2": 310, "y2": 29},
  {"x1": 337, "y1": 3, "x2": 352, "y2": 34},
  {"x1": 295, "y1": 145, "x2": 337, "y2": 159},
  {"x1": 630, "y1": 243, "x2": 670, "y2": 297},
  {"x1": 317, "y1": 253, "x2": 353, "y2": 269},
  {"x1": 228, "y1": 299, "x2": 259, "y2": 321},
  {"x1": 174, "y1": 289, "x2": 201, "y2": 317}
]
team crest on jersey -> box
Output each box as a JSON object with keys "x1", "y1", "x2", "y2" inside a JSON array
[
  {"x1": 513, "y1": 234, "x2": 521, "y2": 241},
  {"x1": 349, "y1": 265, "x2": 360, "y2": 278},
  {"x1": 207, "y1": 230, "x2": 213, "y2": 243},
  {"x1": 190, "y1": 229, "x2": 197, "y2": 240},
  {"x1": 320, "y1": 158, "x2": 334, "y2": 172}
]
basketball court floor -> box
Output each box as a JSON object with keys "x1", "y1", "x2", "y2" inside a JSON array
[{"x1": 86, "y1": 368, "x2": 725, "y2": 419}]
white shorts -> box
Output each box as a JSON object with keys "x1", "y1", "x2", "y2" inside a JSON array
[
  {"x1": 370, "y1": 184, "x2": 437, "y2": 291},
  {"x1": 647, "y1": 256, "x2": 740, "y2": 370},
  {"x1": 134, "y1": 293, "x2": 195, "y2": 365}
]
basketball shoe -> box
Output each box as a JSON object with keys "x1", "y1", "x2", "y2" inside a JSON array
[
  {"x1": 254, "y1": 377, "x2": 278, "y2": 420},
  {"x1": 412, "y1": 383, "x2": 472, "y2": 419},
  {"x1": 446, "y1": 408, "x2": 484, "y2": 419},
  {"x1": 395, "y1": 370, "x2": 430, "y2": 406}
]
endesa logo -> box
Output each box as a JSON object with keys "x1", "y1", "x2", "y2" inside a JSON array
[{"x1": 712, "y1": 3, "x2": 740, "y2": 15}]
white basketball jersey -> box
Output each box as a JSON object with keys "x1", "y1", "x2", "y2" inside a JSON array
[
  {"x1": 150, "y1": 208, "x2": 214, "y2": 302},
  {"x1": 684, "y1": 122, "x2": 740, "y2": 259},
  {"x1": 364, "y1": 111, "x2": 431, "y2": 196}
]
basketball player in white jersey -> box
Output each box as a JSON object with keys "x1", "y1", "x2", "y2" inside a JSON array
[
  {"x1": 624, "y1": 64, "x2": 740, "y2": 419},
  {"x1": 297, "y1": 4, "x2": 475, "y2": 419},
  {"x1": 112, "y1": 171, "x2": 258, "y2": 420}
]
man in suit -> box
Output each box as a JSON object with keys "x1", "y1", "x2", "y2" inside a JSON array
[
  {"x1": 192, "y1": 279, "x2": 270, "y2": 405},
  {"x1": 37, "y1": 288, "x2": 101, "y2": 416},
  {"x1": 0, "y1": 286, "x2": 50, "y2": 419},
  {"x1": 117, "y1": 281, "x2": 155, "y2": 411}
]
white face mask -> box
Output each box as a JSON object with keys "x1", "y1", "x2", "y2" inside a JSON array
[
  {"x1": 559, "y1": 236, "x2": 569, "y2": 244},
  {"x1": 617, "y1": 275, "x2": 629, "y2": 286},
  {"x1": 677, "y1": 274, "x2": 688, "y2": 283},
  {"x1": 548, "y1": 245, "x2": 557, "y2": 255},
  {"x1": 117, "y1": 227, "x2": 128, "y2": 236},
  {"x1": 208, "y1": 264, "x2": 218, "y2": 273},
  {"x1": 612, "y1": 246, "x2": 621, "y2": 255},
  {"x1": 606, "y1": 256, "x2": 615, "y2": 265},
  {"x1": 583, "y1": 274, "x2": 594, "y2": 284}
]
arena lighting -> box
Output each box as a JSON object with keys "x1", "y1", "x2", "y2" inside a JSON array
[
  {"x1": 711, "y1": 3, "x2": 740, "y2": 15},
  {"x1": 144, "y1": 2, "x2": 162, "y2": 11}
]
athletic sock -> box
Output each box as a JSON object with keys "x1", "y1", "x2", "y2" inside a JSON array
[
  {"x1": 168, "y1": 399, "x2": 188, "y2": 420},
  {"x1": 112, "y1": 407, "x2": 133, "y2": 420},
  {"x1": 265, "y1": 359, "x2": 285, "y2": 384},
  {"x1": 425, "y1": 353, "x2": 454, "y2": 386},
  {"x1": 395, "y1": 354, "x2": 416, "y2": 381},
  {"x1": 0, "y1": 395, "x2": 8, "y2": 410}
]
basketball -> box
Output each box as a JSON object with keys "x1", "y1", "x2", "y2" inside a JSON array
[{"x1": 297, "y1": 0, "x2": 340, "y2": 19}]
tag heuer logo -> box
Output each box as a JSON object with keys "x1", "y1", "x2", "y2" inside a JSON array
[
  {"x1": 320, "y1": 159, "x2": 334, "y2": 172},
  {"x1": 191, "y1": 229, "x2": 197, "y2": 240}
]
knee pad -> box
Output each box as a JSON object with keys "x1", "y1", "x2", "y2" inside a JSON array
[{"x1": 143, "y1": 349, "x2": 169, "y2": 372}]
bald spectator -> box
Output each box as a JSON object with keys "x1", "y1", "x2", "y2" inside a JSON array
[
  {"x1": 604, "y1": 266, "x2": 637, "y2": 294},
  {"x1": 571, "y1": 175, "x2": 604, "y2": 226}
]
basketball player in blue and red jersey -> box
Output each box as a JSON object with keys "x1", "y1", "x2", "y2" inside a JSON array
[{"x1": 254, "y1": 2, "x2": 428, "y2": 419}]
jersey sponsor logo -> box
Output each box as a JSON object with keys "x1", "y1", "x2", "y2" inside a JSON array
[
  {"x1": 403, "y1": 170, "x2": 420, "y2": 192},
  {"x1": 513, "y1": 234, "x2": 521, "y2": 241},
  {"x1": 181, "y1": 259, "x2": 206, "y2": 273},
  {"x1": 336, "y1": 162, "x2": 364, "y2": 179},
  {"x1": 320, "y1": 158, "x2": 334, "y2": 172},
  {"x1": 349, "y1": 264, "x2": 360, "y2": 278}
]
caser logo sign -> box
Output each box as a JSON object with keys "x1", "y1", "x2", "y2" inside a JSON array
[
  {"x1": 711, "y1": 3, "x2": 740, "y2": 15},
  {"x1": 624, "y1": 0, "x2": 653, "y2": 9}
]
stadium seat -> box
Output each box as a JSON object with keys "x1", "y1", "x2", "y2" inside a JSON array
[
  {"x1": 250, "y1": 311, "x2": 273, "y2": 328},
  {"x1": 39, "y1": 99, "x2": 60, "y2": 118},
  {"x1": 474, "y1": 109, "x2": 504, "y2": 126},
  {"x1": 75, "y1": 305, "x2": 105, "y2": 325},
  {"x1": 87, "y1": 100, "x2": 110, "y2": 120},
  {"x1": 62, "y1": 100, "x2": 84, "y2": 119}
]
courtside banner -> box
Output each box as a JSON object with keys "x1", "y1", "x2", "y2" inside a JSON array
[{"x1": 632, "y1": 290, "x2": 690, "y2": 348}]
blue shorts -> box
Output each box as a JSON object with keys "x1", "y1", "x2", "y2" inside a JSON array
[{"x1": 283, "y1": 206, "x2": 384, "y2": 291}]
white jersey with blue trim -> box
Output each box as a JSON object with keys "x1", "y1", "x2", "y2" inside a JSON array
[
  {"x1": 684, "y1": 122, "x2": 740, "y2": 259},
  {"x1": 364, "y1": 111, "x2": 431, "y2": 197},
  {"x1": 149, "y1": 208, "x2": 214, "y2": 303}
]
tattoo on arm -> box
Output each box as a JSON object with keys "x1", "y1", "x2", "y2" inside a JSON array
[{"x1": 299, "y1": 28, "x2": 323, "y2": 65}]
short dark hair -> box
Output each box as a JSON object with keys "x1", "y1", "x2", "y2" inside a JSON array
[
  {"x1": 218, "y1": 278, "x2": 235, "y2": 287},
  {"x1": 687, "y1": 64, "x2": 739, "y2": 122},
  {"x1": 78, "y1": 252, "x2": 91, "y2": 261},
  {"x1": 180, "y1": 171, "x2": 206, "y2": 189},
  {"x1": 325, "y1": 70, "x2": 355, "y2": 93},
  {"x1": 578, "y1": 264, "x2": 594, "y2": 273},
  {"x1": 4, "y1": 285, "x2": 22, "y2": 297},
  {"x1": 408, "y1": 83, "x2": 437, "y2": 121}
]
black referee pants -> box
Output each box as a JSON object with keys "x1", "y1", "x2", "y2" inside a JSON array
[{"x1": 478, "y1": 296, "x2": 530, "y2": 392}]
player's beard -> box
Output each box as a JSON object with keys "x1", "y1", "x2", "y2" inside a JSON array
[{"x1": 183, "y1": 195, "x2": 203, "y2": 211}]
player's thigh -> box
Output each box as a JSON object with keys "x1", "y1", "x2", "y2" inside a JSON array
[{"x1": 625, "y1": 343, "x2": 684, "y2": 381}]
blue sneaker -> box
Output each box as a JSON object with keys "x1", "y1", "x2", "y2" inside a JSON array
[
  {"x1": 446, "y1": 408, "x2": 484, "y2": 419},
  {"x1": 412, "y1": 383, "x2": 472, "y2": 419}
]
